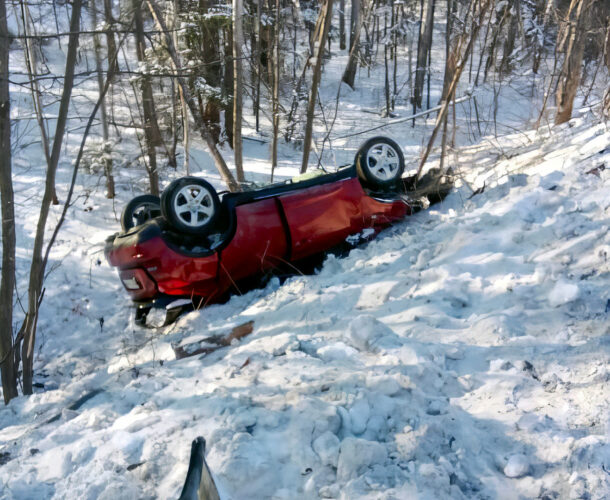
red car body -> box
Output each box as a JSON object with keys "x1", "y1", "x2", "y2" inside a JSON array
[{"x1": 105, "y1": 166, "x2": 411, "y2": 313}]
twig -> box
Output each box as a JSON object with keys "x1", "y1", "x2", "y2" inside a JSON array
[
  {"x1": 41, "y1": 32, "x2": 127, "y2": 273},
  {"x1": 332, "y1": 93, "x2": 473, "y2": 140}
]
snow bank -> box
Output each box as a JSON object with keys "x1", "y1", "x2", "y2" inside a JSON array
[
  {"x1": 2, "y1": 111, "x2": 608, "y2": 499},
  {"x1": 2, "y1": 13, "x2": 610, "y2": 494}
]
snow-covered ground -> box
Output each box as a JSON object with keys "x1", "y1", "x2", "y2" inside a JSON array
[
  {"x1": 2, "y1": 3, "x2": 610, "y2": 498},
  {"x1": 1, "y1": 107, "x2": 608, "y2": 498}
]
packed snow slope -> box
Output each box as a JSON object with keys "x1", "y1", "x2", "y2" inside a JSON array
[{"x1": 1, "y1": 113, "x2": 609, "y2": 499}]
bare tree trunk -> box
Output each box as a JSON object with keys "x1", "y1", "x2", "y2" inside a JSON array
[
  {"x1": 320, "y1": 0, "x2": 371, "y2": 150},
  {"x1": 21, "y1": 43, "x2": 125, "y2": 405},
  {"x1": 103, "y1": 0, "x2": 118, "y2": 77},
  {"x1": 301, "y1": 0, "x2": 334, "y2": 173},
  {"x1": 408, "y1": 25, "x2": 413, "y2": 116},
  {"x1": 604, "y1": 19, "x2": 610, "y2": 71},
  {"x1": 255, "y1": 0, "x2": 262, "y2": 132},
  {"x1": 341, "y1": 1, "x2": 367, "y2": 91},
  {"x1": 414, "y1": 0, "x2": 435, "y2": 110},
  {"x1": 19, "y1": 1, "x2": 58, "y2": 205},
  {"x1": 167, "y1": 85, "x2": 179, "y2": 170},
  {"x1": 416, "y1": 0, "x2": 490, "y2": 179},
  {"x1": 224, "y1": 23, "x2": 235, "y2": 148},
  {"x1": 173, "y1": 0, "x2": 190, "y2": 174},
  {"x1": 384, "y1": 32, "x2": 391, "y2": 116},
  {"x1": 342, "y1": 0, "x2": 360, "y2": 88},
  {"x1": 0, "y1": 0, "x2": 19, "y2": 404},
  {"x1": 499, "y1": 0, "x2": 519, "y2": 77},
  {"x1": 233, "y1": 0, "x2": 245, "y2": 182},
  {"x1": 604, "y1": 21, "x2": 610, "y2": 117},
  {"x1": 363, "y1": 10, "x2": 372, "y2": 70},
  {"x1": 147, "y1": 0, "x2": 240, "y2": 191},
  {"x1": 178, "y1": 85, "x2": 191, "y2": 174},
  {"x1": 133, "y1": 0, "x2": 161, "y2": 195},
  {"x1": 440, "y1": 0, "x2": 453, "y2": 170},
  {"x1": 271, "y1": 0, "x2": 281, "y2": 181},
  {"x1": 42, "y1": 23, "x2": 122, "y2": 308},
  {"x1": 483, "y1": 1, "x2": 514, "y2": 83},
  {"x1": 284, "y1": 62, "x2": 309, "y2": 142},
  {"x1": 474, "y1": 0, "x2": 491, "y2": 85},
  {"x1": 392, "y1": 2, "x2": 398, "y2": 110},
  {"x1": 192, "y1": 0, "x2": 222, "y2": 144},
  {"x1": 92, "y1": 1, "x2": 115, "y2": 198},
  {"x1": 291, "y1": 2, "x2": 297, "y2": 80},
  {"x1": 340, "y1": 0, "x2": 346, "y2": 50},
  {"x1": 442, "y1": 0, "x2": 455, "y2": 98},
  {"x1": 555, "y1": 0, "x2": 587, "y2": 125},
  {"x1": 19, "y1": 0, "x2": 84, "y2": 396},
  {"x1": 426, "y1": 0, "x2": 435, "y2": 109}
]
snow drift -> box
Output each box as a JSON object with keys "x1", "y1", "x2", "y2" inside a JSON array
[{"x1": 1, "y1": 114, "x2": 608, "y2": 499}]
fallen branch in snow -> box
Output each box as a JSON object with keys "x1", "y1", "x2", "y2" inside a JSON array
[
  {"x1": 331, "y1": 94, "x2": 473, "y2": 140},
  {"x1": 586, "y1": 164, "x2": 606, "y2": 177},
  {"x1": 467, "y1": 183, "x2": 486, "y2": 199},
  {"x1": 43, "y1": 388, "x2": 105, "y2": 425},
  {"x1": 404, "y1": 167, "x2": 455, "y2": 204},
  {"x1": 172, "y1": 321, "x2": 255, "y2": 360}
]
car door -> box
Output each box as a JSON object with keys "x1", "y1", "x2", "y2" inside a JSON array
[{"x1": 279, "y1": 178, "x2": 365, "y2": 261}]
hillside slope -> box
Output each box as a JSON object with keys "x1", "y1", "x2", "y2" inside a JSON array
[{"x1": 0, "y1": 113, "x2": 608, "y2": 499}]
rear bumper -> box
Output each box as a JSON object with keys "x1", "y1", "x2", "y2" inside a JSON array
[{"x1": 105, "y1": 224, "x2": 220, "y2": 302}]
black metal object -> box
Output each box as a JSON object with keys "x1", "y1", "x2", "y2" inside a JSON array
[{"x1": 178, "y1": 437, "x2": 220, "y2": 500}]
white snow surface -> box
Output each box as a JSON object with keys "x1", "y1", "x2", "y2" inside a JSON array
[
  {"x1": 1, "y1": 112, "x2": 608, "y2": 499},
  {"x1": 2, "y1": 5, "x2": 610, "y2": 497}
]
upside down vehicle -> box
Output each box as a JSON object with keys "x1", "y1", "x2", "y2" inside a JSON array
[{"x1": 105, "y1": 137, "x2": 452, "y2": 326}]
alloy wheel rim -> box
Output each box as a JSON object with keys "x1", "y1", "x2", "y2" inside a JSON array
[
  {"x1": 173, "y1": 185, "x2": 214, "y2": 227},
  {"x1": 366, "y1": 143, "x2": 400, "y2": 181}
]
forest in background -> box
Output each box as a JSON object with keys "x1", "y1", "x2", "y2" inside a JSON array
[{"x1": 0, "y1": 0, "x2": 609, "y2": 403}]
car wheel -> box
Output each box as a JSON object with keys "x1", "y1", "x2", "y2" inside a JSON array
[
  {"x1": 161, "y1": 177, "x2": 220, "y2": 235},
  {"x1": 121, "y1": 194, "x2": 161, "y2": 231},
  {"x1": 355, "y1": 136, "x2": 405, "y2": 190}
]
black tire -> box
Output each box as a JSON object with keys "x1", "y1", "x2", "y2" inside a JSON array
[
  {"x1": 121, "y1": 194, "x2": 161, "y2": 231},
  {"x1": 161, "y1": 177, "x2": 220, "y2": 235},
  {"x1": 355, "y1": 136, "x2": 405, "y2": 190}
]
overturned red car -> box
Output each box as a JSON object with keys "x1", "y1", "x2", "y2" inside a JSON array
[{"x1": 105, "y1": 137, "x2": 451, "y2": 325}]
